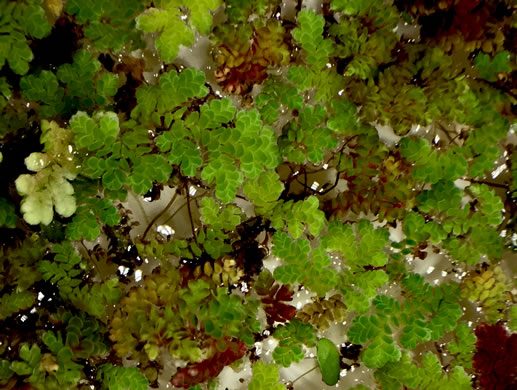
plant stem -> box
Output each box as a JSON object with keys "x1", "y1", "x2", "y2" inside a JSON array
[
  {"x1": 130, "y1": 190, "x2": 151, "y2": 225},
  {"x1": 160, "y1": 189, "x2": 206, "y2": 227},
  {"x1": 80, "y1": 240, "x2": 105, "y2": 282},
  {"x1": 142, "y1": 189, "x2": 178, "y2": 241},
  {"x1": 290, "y1": 364, "x2": 318, "y2": 385},
  {"x1": 468, "y1": 179, "x2": 510, "y2": 190}
]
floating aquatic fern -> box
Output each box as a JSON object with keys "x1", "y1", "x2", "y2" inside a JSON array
[{"x1": 0, "y1": 1, "x2": 515, "y2": 389}]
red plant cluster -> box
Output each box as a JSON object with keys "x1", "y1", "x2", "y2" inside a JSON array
[
  {"x1": 171, "y1": 339, "x2": 247, "y2": 389},
  {"x1": 215, "y1": 62, "x2": 268, "y2": 95},
  {"x1": 396, "y1": 0, "x2": 511, "y2": 51},
  {"x1": 473, "y1": 323, "x2": 517, "y2": 390},
  {"x1": 437, "y1": 0, "x2": 495, "y2": 40},
  {"x1": 213, "y1": 20, "x2": 290, "y2": 94}
]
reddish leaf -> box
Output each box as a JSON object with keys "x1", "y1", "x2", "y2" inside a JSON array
[
  {"x1": 171, "y1": 339, "x2": 247, "y2": 389},
  {"x1": 276, "y1": 285, "x2": 295, "y2": 301},
  {"x1": 264, "y1": 302, "x2": 297, "y2": 323},
  {"x1": 473, "y1": 323, "x2": 517, "y2": 390},
  {"x1": 258, "y1": 283, "x2": 296, "y2": 325}
]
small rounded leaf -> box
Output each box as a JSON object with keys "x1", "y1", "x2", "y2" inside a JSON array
[{"x1": 317, "y1": 338, "x2": 340, "y2": 386}]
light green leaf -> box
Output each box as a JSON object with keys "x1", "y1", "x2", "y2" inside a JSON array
[
  {"x1": 249, "y1": 362, "x2": 286, "y2": 390},
  {"x1": 317, "y1": 338, "x2": 341, "y2": 386}
]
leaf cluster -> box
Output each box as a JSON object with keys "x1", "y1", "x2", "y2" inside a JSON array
[
  {"x1": 136, "y1": 0, "x2": 221, "y2": 62},
  {"x1": 272, "y1": 319, "x2": 317, "y2": 367},
  {"x1": 110, "y1": 267, "x2": 259, "y2": 367},
  {"x1": 473, "y1": 323, "x2": 517, "y2": 390},
  {"x1": 347, "y1": 273, "x2": 463, "y2": 368},
  {"x1": 5, "y1": 313, "x2": 107, "y2": 389},
  {"x1": 21, "y1": 50, "x2": 119, "y2": 118},
  {"x1": 297, "y1": 294, "x2": 346, "y2": 330},
  {"x1": 375, "y1": 351, "x2": 472, "y2": 390},
  {"x1": 272, "y1": 231, "x2": 339, "y2": 297},
  {"x1": 96, "y1": 364, "x2": 149, "y2": 390},
  {"x1": 404, "y1": 181, "x2": 504, "y2": 264},
  {"x1": 0, "y1": 0, "x2": 51, "y2": 75},
  {"x1": 249, "y1": 361, "x2": 286, "y2": 390},
  {"x1": 66, "y1": 0, "x2": 145, "y2": 51},
  {"x1": 460, "y1": 266, "x2": 512, "y2": 323},
  {"x1": 322, "y1": 220, "x2": 390, "y2": 312},
  {"x1": 39, "y1": 242, "x2": 121, "y2": 318}
]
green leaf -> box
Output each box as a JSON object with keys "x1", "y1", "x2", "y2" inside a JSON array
[
  {"x1": 167, "y1": 138, "x2": 203, "y2": 177},
  {"x1": 291, "y1": 9, "x2": 333, "y2": 69},
  {"x1": 66, "y1": 212, "x2": 101, "y2": 241},
  {"x1": 200, "y1": 197, "x2": 241, "y2": 231},
  {"x1": 66, "y1": 0, "x2": 104, "y2": 23},
  {"x1": 447, "y1": 323, "x2": 476, "y2": 369},
  {"x1": 0, "y1": 360, "x2": 13, "y2": 381},
  {"x1": 70, "y1": 111, "x2": 120, "y2": 151},
  {"x1": 18, "y1": 343, "x2": 41, "y2": 367},
  {"x1": 200, "y1": 97, "x2": 236, "y2": 128},
  {"x1": 67, "y1": 0, "x2": 144, "y2": 51},
  {"x1": 20, "y1": 70, "x2": 64, "y2": 117},
  {"x1": 271, "y1": 196, "x2": 326, "y2": 239},
  {"x1": 317, "y1": 338, "x2": 340, "y2": 386},
  {"x1": 20, "y1": 1, "x2": 51, "y2": 38},
  {"x1": 0, "y1": 197, "x2": 17, "y2": 228},
  {"x1": 272, "y1": 230, "x2": 340, "y2": 296},
  {"x1": 280, "y1": 104, "x2": 337, "y2": 163},
  {"x1": 375, "y1": 351, "x2": 472, "y2": 390},
  {"x1": 0, "y1": 290, "x2": 35, "y2": 320},
  {"x1": 179, "y1": 279, "x2": 211, "y2": 308},
  {"x1": 287, "y1": 66, "x2": 314, "y2": 91},
  {"x1": 0, "y1": 0, "x2": 51, "y2": 75},
  {"x1": 468, "y1": 184, "x2": 504, "y2": 226},
  {"x1": 331, "y1": 0, "x2": 372, "y2": 13},
  {"x1": 97, "y1": 364, "x2": 149, "y2": 390},
  {"x1": 361, "y1": 335, "x2": 401, "y2": 368},
  {"x1": 201, "y1": 154, "x2": 243, "y2": 203},
  {"x1": 474, "y1": 51, "x2": 511, "y2": 81},
  {"x1": 224, "y1": 0, "x2": 271, "y2": 23},
  {"x1": 404, "y1": 212, "x2": 447, "y2": 244},
  {"x1": 136, "y1": 0, "x2": 221, "y2": 62},
  {"x1": 249, "y1": 361, "x2": 286, "y2": 390},
  {"x1": 273, "y1": 319, "x2": 317, "y2": 367},
  {"x1": 38, "y1": 242, "x2": 83, "y2": 295},
  {"x1": 10, "y1": 361, "x2": 33, "y2": 376},
  {"x1": 127, "y1": 154, "x2": 172, "y2": 194},
  {"x1": 201, "y1": 288, "x2": 260, "y2": 344},
  {"x1": 322, "y1": 220, "x2": 389, "y2": 268},
  {"x1": 234, "y1": 110, "x2": 281, "y2": 178},
  {"x1": 328, "y1": 99, "x2": 360, "y2": 134},
  {"x1": 272, "y1": 231, "x2": 311, "y2": 263},
  {"x1": 508, "y1": 306, "x2": 517, "y2": 332},
  {"x1": 243, "y1": 171, "x2": 283, "y2": 214},
  {"x1": 96, "y1": 73, "x2": 119, "y2": 100},
  {"x1": 132, "y1": 69, "x2": 208, "y2": 125},
  {"x1": 54, "y1": 49, "x2": 113, "y2": 114},
  {"x1": 400, "y1": 137, "x2": 432, "y2": 163},
  {"x1": 159, "y1": 69, "x2": 209, "y2": 111},
  {"x1": 347, "y1": 314, "x2": 401, "y2": 368},
  {"x1": 400, "y1": 319, "x2": 432, "y2": 349},
  {"x1": 70, "y1": 279, "x2": 122, "y2": 318}
]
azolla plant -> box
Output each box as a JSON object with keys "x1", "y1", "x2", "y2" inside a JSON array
[{"x1": 0, "y1": 0, "x2": 516, "y2": 389}]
